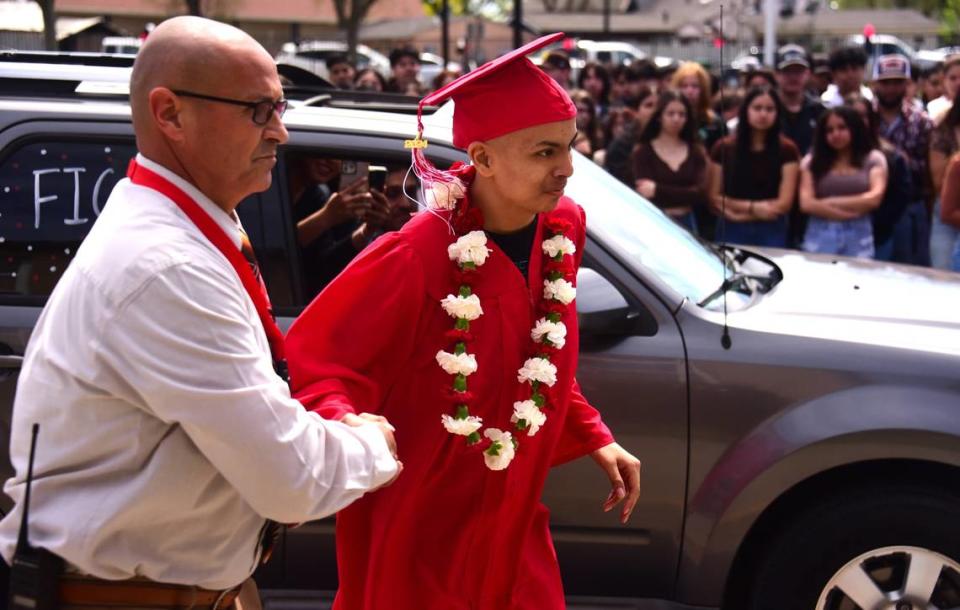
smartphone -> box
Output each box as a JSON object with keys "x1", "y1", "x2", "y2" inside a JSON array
[
  {"x1": 368, "y1": 165, "x2": 388, "y2": 192},
  {"x1": 339, "y1": 160, "x2": 368, "y2": 193}
]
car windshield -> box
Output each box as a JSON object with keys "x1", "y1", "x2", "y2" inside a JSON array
[{"x1": 566, "y1": 154, "x2": 727, "y2": 305}]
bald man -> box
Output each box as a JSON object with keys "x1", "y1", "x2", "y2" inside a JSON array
[{"x1": 0, "y1": 16, "x2": 398, "y2": 609}]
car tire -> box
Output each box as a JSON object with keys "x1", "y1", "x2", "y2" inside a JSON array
[{"x1": 746, "y1": 484, "x2": 960, "y2": 610}]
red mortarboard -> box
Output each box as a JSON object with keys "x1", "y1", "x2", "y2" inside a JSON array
[
  {"x1": 418, "y1": 32, "x2": 576, "y2": 149},
  {"x1": 411, "y1": 33, "x2": 575, "y2": 211}
]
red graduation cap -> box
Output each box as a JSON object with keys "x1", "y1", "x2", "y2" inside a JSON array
[
  {"x1": 411, "y1": 33, "x2": 576, "y2": 209},
  {"x1": 418, "y1": 32, "x2": 576, "y2": 149}
]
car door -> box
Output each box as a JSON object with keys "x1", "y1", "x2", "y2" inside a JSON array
[{"x1": 542, "y1": 239, "x2": 689, "y2": 598}]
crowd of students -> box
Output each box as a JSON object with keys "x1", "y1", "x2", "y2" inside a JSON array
[{"x1": 321, "y1": 42, "x2": 960, "y2": 271}]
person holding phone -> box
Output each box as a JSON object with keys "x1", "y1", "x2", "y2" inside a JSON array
[{"x1": 289, "y1": 156, "x2": 396, "y2": 295}]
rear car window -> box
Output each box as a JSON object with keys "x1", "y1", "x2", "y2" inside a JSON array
[{"x1": 0, "y1": 140, "x2": 135, "y2": 298}]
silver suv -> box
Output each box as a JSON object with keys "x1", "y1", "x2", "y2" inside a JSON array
[{"x1": 1, "y1": 53, "x2": 960, "y2": 610}]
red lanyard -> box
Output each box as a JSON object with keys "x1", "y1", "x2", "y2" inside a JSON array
[{"x1": 126, "y1": 159, "x2": 285, "y2": 361}]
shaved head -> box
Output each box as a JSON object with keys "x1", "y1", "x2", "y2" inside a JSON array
[
  {"x1": 128, "y1": 16, "x2": 288, "y2": 211},
  {"x1": 131, "y1": 17, "x2": 273, "y2": 137}
]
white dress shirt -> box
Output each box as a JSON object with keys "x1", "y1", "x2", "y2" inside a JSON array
[{"x1": 0, "y1": 155, "x2": 398, "y2": 590}]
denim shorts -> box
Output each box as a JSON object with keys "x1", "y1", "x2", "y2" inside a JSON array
[{"x1": 802, "y1": 216, "x2": 875, "y2": 258}]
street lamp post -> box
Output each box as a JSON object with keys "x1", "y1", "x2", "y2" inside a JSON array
[
  {"x1": 514, "y1": 0, "x2": 523, "y2": 49},
  {"x1": 763, "y1": 0, "x2": 778, "y2": 67},
  {"x1": 441, "y1": 0, "x2": 450, "y2": 67}
]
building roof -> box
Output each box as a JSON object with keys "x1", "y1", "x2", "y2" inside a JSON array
[
  {"x1": 0, "y1": 2, "x2": 115, "y2": 39},
  {"x1": 745, "y1": 8, "x2": 941, "y2": 37},
  {"x1": 56, "y1": 0, "x2": 425, "y2": 25}
]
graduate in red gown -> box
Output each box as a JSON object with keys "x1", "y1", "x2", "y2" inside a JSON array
[{"x1": 285, "y1": 32, "x2": 642, "y2": 610}]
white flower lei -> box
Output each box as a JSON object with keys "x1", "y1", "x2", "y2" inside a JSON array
[{"x1": 436, "y1": 220, "x2": 578, "y2": 471}]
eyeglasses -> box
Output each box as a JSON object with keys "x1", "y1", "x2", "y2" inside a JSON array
[{"x1": 171, "y1": 89, "x2": 288, "y2": 125}]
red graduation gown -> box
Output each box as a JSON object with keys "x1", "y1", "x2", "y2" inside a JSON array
[{"x1": 285, "y1": 196, "x2": 614, "y2": 610}]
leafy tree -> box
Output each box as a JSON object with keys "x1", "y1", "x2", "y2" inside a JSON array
[
  {"x1": 334, "y1": 0, "x2": 381, "y2": 62},
  {"x1": 423, "y1": 0, "x2": 512, "y2": 19}
]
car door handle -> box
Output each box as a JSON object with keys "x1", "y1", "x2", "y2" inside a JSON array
[{"x1": 0, "y1": 355, "x2": 24, "y2": 370}]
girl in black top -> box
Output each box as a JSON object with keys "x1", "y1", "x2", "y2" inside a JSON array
[
  {"x1": 708, "y1": 86, "x2": 800, "y2": 247},
  {"x1": 632, "y1": 90, "x2": 708, "y2": 234}
]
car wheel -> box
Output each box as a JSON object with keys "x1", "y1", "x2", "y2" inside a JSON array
[{"x1": 746, "y1": 485, "x2": 960, "y2": 610}]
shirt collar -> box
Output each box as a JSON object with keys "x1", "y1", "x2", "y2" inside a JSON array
[{"x1": 135, "y1": 153, "x2": 243, "y2": 250}]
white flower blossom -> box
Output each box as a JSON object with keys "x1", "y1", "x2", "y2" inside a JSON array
[
  {"x1": 435, "y1": 350, "x2": 478, "y2": 377},
  {"x1": 440, "y1": 294, "x2": 483, "y2": 320},
  {"x1": 543, "y1": 278, "x2": 576, "y2": 305},
  {"x1": 447, "y1": 230, "x2": 491, "y2": 267},
  {"x1": 441, "y1": 414, "x2": 483, "y2": 436},
  {"x1": 511, "y1": 400, "x2": 547, "y2": 436},
  {"x1": 530, "y1": 318, "x2": 567, "y2": 349},
  {"x1": 425, "y1": 179, "x2": 467, "y2": 210},
  {"x1": 483, "y1": 428, "x2": 516, "y2": 471},
  {"x1": 517, "y1": 356, "x2": 558, "y2": 387},
  {"x1": 541, "y1": 235, "x2": 577, "y2": 258}
]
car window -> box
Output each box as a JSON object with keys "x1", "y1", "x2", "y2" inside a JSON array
[
  {"x1": 281, "y1": 150, "x2": 424, "y2": 304},
  {"x1": 0, "y1": 140, "x2": 135, "y2": 299},
  {"x1": 566, "y1": 154, "x2": 730, "y2": 307},
  {"x1": 236, "y1": 187, "x2": 297, "y2": 311}
]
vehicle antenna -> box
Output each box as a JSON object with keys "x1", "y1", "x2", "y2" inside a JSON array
[{"x1": 718, "y1": 4, "x2": 733, "y2": 350}]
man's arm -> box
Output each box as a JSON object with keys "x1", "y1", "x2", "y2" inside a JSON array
[{"x1": 99, "y1": 259, "x2": 399, "y2": 524}]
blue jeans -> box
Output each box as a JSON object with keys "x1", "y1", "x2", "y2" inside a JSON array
[
  {"x1": 884, "y1": 200, "x2": 931, "y2": 266},
  {"x1": 953, "y1": 238, "x2": 960, "y2": 271},
  {"x1": 930, "y1": 199, "x2": 960, "y2": 270},
  {"x1": 718, "y1": 217, "x2": 789, "y2": 248},
  {"x1": 802, "y1": 216, "x2": 875, "y2": 258}
]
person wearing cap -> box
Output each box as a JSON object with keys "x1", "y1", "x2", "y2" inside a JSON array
[
  {"x1": 821, "y1": 46, "x2": 873, "y2": 108},
  {"x1": 776, "y1": 43, "x2": 824, "y2": 156},
  {"x1": 285, "y1": 33, "x2": 641, "y2": 610},
  {"x1": 873, "y1": 53, "x2": 933, "y2": 264},
  {"x1": 809, "y1": 52, "x2": 832, "y2": 97},
  {"x1": 542, "y1": 49, "x2": 573, "y2": 90}
]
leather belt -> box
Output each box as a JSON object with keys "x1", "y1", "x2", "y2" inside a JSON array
[{"x1": 58, "y1": 575, "x2": 242, "y2": 609}]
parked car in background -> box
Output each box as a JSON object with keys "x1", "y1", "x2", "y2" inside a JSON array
[
  {"x1": 275, "y1": 40, "x2": 390, "y2": 80},
  {"x1": 99, "y1": 36, "x2": 142, "y2": 55},
  {"x1": 1, "y1": 53, "x2": 960, "y2": 610},
  {"x1": 419, "y1": 51, "x2": 461, "y2": 88}
]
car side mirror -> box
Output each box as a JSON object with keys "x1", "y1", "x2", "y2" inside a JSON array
[{"x1": 576, "y1": 268, "x2": 641, "y2": 338}]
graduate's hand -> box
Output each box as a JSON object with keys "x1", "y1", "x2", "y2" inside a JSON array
[{"x1": 590, "y1": 442, "x2": 641, "y2": 524}]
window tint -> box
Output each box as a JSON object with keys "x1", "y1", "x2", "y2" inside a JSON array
[
  {"x1": 236, "y1": 188, "x2": 296, "y2": 310},
  {"x1": 0, "y1": 140, "x2": 135, "y2": 298}
]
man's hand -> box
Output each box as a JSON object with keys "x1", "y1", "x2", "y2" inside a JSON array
[
  {"x1": 341, "y1": 412, "x2": 403, "y2": 485},
  {"x1": 361, "y1": 189, "x2": 392, "y2": 229},
  {"x1": 341, "y1": 412, "x2": 397, "y2": 455},
  {"x1": 590, "y1": 442, "x2": 641, "y2": 524}
]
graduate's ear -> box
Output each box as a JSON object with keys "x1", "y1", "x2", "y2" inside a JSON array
[{"x1": 468, "y1": 141, "x2": 495, "y2": 177}]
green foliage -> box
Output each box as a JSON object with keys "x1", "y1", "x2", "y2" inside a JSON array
[
  {"x1": 422, "y1": 0, "x2": 512, "y2": 19},
  {"x1": 942, "y1": 0, "x2": 960, "y2": 36},
  {"x1": 835, "y1": 0, "x2": 942, "y2": 17}
]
